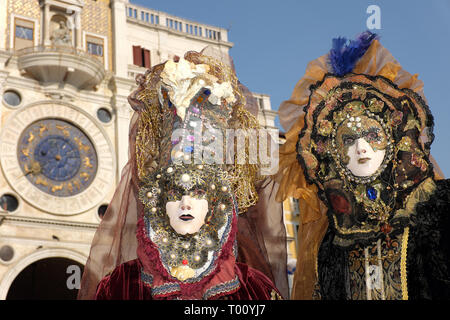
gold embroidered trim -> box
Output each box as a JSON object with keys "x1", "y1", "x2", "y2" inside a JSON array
[
  {"x1": 395, "y1": 178, "x2": 436, "y2": 219},
  {"x1": 401, "y1": 227, "x2": 409, "y2": 300},
  {"x1": 270, "y1": 290, "x2": 283, "y2": 300}
]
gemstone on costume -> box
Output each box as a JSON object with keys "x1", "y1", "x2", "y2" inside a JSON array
[{"x1": 366, "y1": 187, "x2": 377, "y2": 200}]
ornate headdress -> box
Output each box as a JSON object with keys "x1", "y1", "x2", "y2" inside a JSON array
[
  {"x1": 275, "y1": 31, "x2": 444, "y2": 299},
  {"x1": 130, "y1": 51, "x2": 261, "y2": 214},
  {"x1": 78, "y1": 50, "x2": 288, "y2": 299},
  {"x1": 131, "y1": 52, "x2": 262, "y2": 298},
  {"x1": 297, "y1": 72, "x2": 435, "y2": 247}
]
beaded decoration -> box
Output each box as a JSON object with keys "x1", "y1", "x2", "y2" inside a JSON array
[
  {"x1": 297, "y1": 73, "x2": 435, "y2": 247},
  {"x1": 133, "y1": 52, "x2": 261, "y2": 215},
  {"x1": 138, "y1": 163, "x2": 236, "y2": 282}
]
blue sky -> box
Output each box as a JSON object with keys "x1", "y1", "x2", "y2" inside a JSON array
[{"x1": 132, "y1": 0, "x2": 450, "y2": 177}]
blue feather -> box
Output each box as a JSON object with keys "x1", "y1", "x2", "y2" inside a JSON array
[{"x1": 328, "y1": 31, "x2": 378, "y2": 76}]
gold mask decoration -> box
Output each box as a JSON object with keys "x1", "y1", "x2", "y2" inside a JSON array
[{"x1": 297, "y1": 74, "x2": 434, "y2": 247}]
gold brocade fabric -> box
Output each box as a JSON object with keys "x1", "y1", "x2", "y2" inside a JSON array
[
  {"x1": 274, "y1": 39, "x2": 445, "y2": 300},
  {"x1": 347, "y1": 234, "x2": 405, "y2": 300}
]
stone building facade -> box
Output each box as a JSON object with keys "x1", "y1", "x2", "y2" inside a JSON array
[{"x1": 0, "y1": 0, "x2": 283, "y2": 299}]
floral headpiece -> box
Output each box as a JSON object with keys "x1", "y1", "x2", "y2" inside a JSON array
[{"x1": 130, "y1": 51, "x2": 261, "y2": 214}]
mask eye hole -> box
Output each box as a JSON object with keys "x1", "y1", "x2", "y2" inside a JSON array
[
  {"x1": 190, "y1": 189, "x2": 206, "y2": 199},
  {"x1": 343, "y1": 135, "x2": 356, "y2": 146},
  {"x1": 364, "y1": 128, "x2": 380, "y2": 142}
]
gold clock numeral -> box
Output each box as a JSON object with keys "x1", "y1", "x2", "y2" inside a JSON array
[
  {"x1": 22, "y1": 148, "x2": 30, "y2": 157},
  {"x1": 73, "y1": 179, "x2": 81, "y2": 190},
  {"x1": 74, "y1": 137, "x2": 90, "y2": 153},
  {"x1": 35, "y1": 176, "x2": 48, "y2": 186},
  {"x1": 83, "y1": 157, "x2": 93, "y2": 168},
  {"x1": 67, "y1": 182, "x2": 73, "y2": 193},
  {"x1": 80, "y1": 172, "x2": 90, "y2": 181},
  {"x1": 56, "y1": 124, "x2": 70, "y2": 137},
  {"x1": 51, "y1": 184, "x2": 63, "y2": 193},
  {"x1": 39, "y1": 125, "x2": 47, "y2": 136},
  {"x1": 27, "y1": 132, "x2": 34, "y2": 143}
]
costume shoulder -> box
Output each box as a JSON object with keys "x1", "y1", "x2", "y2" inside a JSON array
[
  {"x1": 233, "y1": 262, "x2": 283, "y2": 300},
  {"x1": 95, "y1": 259, "x2": 149, "y2": 300},
  {"x1": 408, "y1": 178, "x2": 450, "y2": 299}
]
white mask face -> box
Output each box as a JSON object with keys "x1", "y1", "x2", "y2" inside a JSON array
[
  {"x1": 166, "y1": 195, "x2": 208, "y2": 235},
  {"x1": 346, "y1": 138, "x2": 386, "y2": 177}
]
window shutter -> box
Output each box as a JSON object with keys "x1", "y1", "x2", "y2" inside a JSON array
[
  {"x1": 143, "y1": 49, "x2": 150, "y2": 68},
  {"x1": 132, "y1": 45, "x2": 142, "y2": 66}
]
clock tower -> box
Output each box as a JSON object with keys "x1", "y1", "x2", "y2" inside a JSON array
[{"x1": 0, "y1": 0, "x2": 117, "y2": 299}]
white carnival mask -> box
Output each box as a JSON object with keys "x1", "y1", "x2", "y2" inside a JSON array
[
  {"x1": 346, "y1": 138, "x2": 386, "y2": 177},
  {"x1": 166, "y1": 195, "x2": 208, "y2": 235},
  {"x1": 336, "y1": 115, "x2": 388, "y2": 177}
]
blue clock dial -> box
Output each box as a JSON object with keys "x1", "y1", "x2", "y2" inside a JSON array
[
  {"x1": 34, "y1": 135, "x2": 81, "y2": 181},
  {"x1": 18, "y1": 119, "x2": 98, "y2": 197}
]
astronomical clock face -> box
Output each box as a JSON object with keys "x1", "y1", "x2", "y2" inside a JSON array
[
  {"x1": 0, "y1": 103, "x2": 115, "y2": 215},
  {"x1": 17, "y1": 119, "x2": 98, "y2": 197}
]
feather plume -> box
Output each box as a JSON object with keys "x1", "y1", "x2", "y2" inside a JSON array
[{"x1": 328, "y1": 31, "x2": 378, "y2": 76}]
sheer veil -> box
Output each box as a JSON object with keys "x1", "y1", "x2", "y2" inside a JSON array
[{"x1": 78, "y1": 48, "x2": 288, "y2": 299}]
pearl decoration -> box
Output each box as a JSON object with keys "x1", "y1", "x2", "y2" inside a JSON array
[{"x1": 174, "y1": 151, "x2": 183, "y2": 159}]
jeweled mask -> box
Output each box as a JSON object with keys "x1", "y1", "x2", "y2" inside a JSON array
[
  {"x1": 297, "y1": 74, "x2": 434, "y2": 247},
  {"x1": 138, "y1": 163, "x2": 236, "y2": 281}
]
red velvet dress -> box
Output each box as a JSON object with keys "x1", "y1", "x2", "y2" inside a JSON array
[{"x1": 95, "y1": 259, "x2": 280, "y2": 300}]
